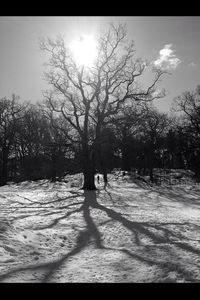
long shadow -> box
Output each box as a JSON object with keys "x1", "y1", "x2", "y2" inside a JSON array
[
  {"x1": 88, "y1": 191, "x2": 200, "y2": 257},
  {"x1": 0, "y1": 191, "x2": 103, "y2": 282},
  {"x1": 1, "y1": 189, "x2": 200, "y2": 282},
  {"x1": 12, "y1": 192, "x2": 85, "y2": 230},
  {"x1": 173, "y1": 241, "x2": 200, "y2": 256},
  {"x1": 118, "y1": 178, "x2": 200, "y2": 209},
  {"x1": 32, "y1": 206, "x2": 83, "y2": 231},
  {"x1": 0, "y1": 226, "x2": 91, "y2": 282},
  {"x1": 81, "y1": 191, "x2": 103, "y2": 248},
  {"x1": 11, "y1": 192, "x2": 84, "y2": 214},
  {"x1": 23, "y1": 192, "x2": 83, "y2": 208},
  {"x1": 41, "y1": 191, "x2": 104, "y2": 282},
  {"x1": 97, "y1": 185, "x2": 115, "y2": 204},
  {"x1": 89, "y1": 193, "x2": 167, "y2": 244},
  {"x1": 151, "y1": 186, "x2": 200, "y2": 208},
  {"x1": 103, "y1": 246, "x2": 199, "y2": 282},
  {"x1": 84, "y1": 191, "x2": 181, "y2": 246},
  {"x1": 41, "y1": 191, "x2": 84, "y2": 206}
]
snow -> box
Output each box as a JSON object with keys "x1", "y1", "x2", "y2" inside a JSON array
[{"x1": 0, "y1": 172, "x2": 200, "y2": 282}]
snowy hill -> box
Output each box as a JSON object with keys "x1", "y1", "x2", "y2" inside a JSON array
[{"x1": 0, "y1": 172, "x2": 200, "y2": 282}]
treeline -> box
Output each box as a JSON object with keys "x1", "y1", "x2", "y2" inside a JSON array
[
  {"x1": 0, "y1": 95, "x2": 80, "y2": 185},
  {"x1": 1, "y1": 84, "x2": 200, "y2": 186}
]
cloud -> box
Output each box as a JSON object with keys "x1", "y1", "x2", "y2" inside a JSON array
[
  {"x1": 152, "y1": 88, "x2": 161, "y2": 97},
  {"x1": 154, "y1": 44, "x2": 181, "y2": 70}
]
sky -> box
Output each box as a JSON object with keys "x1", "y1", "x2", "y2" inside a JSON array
[{"x1": 0, "y1": 16, "x2": 200, "y2": 113}]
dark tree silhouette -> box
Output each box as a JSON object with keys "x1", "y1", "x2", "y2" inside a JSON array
[
  {"x1": 173, "y1": 85, "x2": 200, "y2": 177},
  {"x1": 111, "y1": 102, "x2": 145, "y2": 171},
  {"x1": 40, "y1": 24, "x2": 167, "y2": 190},
  {"x1": 0, "y1": 95, "x2": 25, "y2": 185},
  {"x1": 138, "y1": 107, "x2": 170, "y2": 181}
]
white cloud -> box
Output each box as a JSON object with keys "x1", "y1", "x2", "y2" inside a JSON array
[
  {"x1": 152, "y1": 88, "x2": 161, "y2": 97},
  {"x1": 154, "y1": 44, "x2": 181, "y2": 70}
]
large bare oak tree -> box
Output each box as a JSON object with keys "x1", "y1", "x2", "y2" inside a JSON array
[{"x1": 40, "y1": 24, "x2": 166, "y2": 190}]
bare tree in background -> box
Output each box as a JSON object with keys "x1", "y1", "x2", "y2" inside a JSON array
[
  {"x1": 139, "y1": 107, "x2": 170, "y2": 182},
  {"x1": 110, "y1": 102, "x2": 146, "y2": 172},
  {"x1": 0, "y1": 95, "x2": 25, "y2": 185},
  {"x1": 173, "y1": 85, "x2": 200, "y2": 177},
  {"x1": 40, "y1": 24, "x2": 167, "y2": 190},
  {"x1": 174, "y1": 85, "x2": 200, "y2": 134}
]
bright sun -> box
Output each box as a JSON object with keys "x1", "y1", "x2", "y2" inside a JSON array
[{"x1": 70, "y1": 35, "x2": 97, "y2": 67}]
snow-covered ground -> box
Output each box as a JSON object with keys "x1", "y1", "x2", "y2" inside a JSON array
[{"x1": 1, "y1": 172, "x2": 200, "y2": 282}]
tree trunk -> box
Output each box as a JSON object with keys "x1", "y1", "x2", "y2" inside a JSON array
[
  {"x1": 149, "y1": 144, "x2": 155, "y2": 182},
  {"x1": 97, "y1": 145, "x2": 108, "y2": 184},
  {"x1": 149, "y1": 167, "x2": 154, "y2": 182},
  {"x1": 82, "y1": 161, "x2": 96, "y2": 190},
  {"x1": 51, "y1": 148, "x2": 57, "y2": 182},
  {"x1": 122, "y1": 150, "x2": 131, "y2": 171},
  {"x1": 1, "y1": 147, "x2": 9, "y2": 186},
  {"x1": 103, "y1": 170, "x2": 108, "y2": 183},
  {"x1": 121, "y1": 136, "x2": 131, "y2": 171},
  {"x1": 82, "y1": 145, "x2": 96, "y2": 190}
]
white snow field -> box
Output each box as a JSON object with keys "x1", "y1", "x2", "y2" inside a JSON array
[{"x1": 0, "y1": 172, "x2": 200, "y2": 283}]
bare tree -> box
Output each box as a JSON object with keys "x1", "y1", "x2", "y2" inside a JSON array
[
  {"x1": 0, "y1": 95, "x2": 25, "y2": 185},
  {"x1": 110, "y1": 101, "x2": 146, "y2": 172},
  {"x1": 40, "y1": 24, "x2": 167, "y2": 190},
  {"x1": 173, "y1": 85, "x2": 200, "y2": 178},
  {"x1": 139, "y1": 107, "x2": 170, "y2": 181},
  {"x1": 173, "y1": 86, "x2": 200, "y2": 135}
]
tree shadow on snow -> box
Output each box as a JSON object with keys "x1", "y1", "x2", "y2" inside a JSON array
[
  {"x1": 0, "y1": 189, "x2": 200, "y2": 282},
  {"x1": 151, "y1": 186, "x2": 200, "y2": 209},
  {"x1": 0, "y1": 190, "x2": 103, "y2": 282}
]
